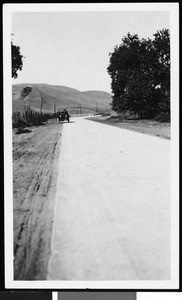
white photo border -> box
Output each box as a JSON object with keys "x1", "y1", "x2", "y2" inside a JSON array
[{"x1": 3, "y1": 2, "x2": 179, "y2": 290}]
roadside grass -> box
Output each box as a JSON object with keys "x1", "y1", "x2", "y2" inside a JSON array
[{"x1": 88, "y1": 113, "x2": 170, "y2": 140}]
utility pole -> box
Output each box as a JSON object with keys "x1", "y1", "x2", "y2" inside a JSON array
[
  {"x1": 40, "y1": 96, "x2": 43, "y2": 114},
  {"x1": 54, "y1": 103, "x2": 56, "y2": 115}
]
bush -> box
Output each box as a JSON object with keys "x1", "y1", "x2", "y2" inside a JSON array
[
  {"x1": 13, "y1": 119, "x2": 30, "y2": 129},
  {"x1": 15, "y1": 128, "x2": 32, "y2": 134},
  {"x1": 153, "y1": 113, "x2": 170, "y2": 123}
]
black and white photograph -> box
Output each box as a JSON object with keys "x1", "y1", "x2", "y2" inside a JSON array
[{"x1": 3, "y1": 3, "x2": 179, "y2": 289}]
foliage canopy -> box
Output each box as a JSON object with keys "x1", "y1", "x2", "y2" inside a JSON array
[
  {"x1": 107, "y1": 29, "x2": 170, "y2": 118},
  {"x1": 11, "y1": 39, "x2": 24, "y2": 79}
]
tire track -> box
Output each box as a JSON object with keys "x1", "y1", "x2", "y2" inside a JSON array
[{"x1": 13, "y1": 121, "x2": 62, "y2": 280}]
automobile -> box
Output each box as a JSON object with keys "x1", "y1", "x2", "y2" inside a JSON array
[{"x1": 57, "y1": 110, "x2": 70, "y2": 123}]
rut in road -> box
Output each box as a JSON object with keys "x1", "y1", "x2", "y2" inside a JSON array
[
  {"x1": 48, "y1": 117, "x2": 170, "y2": 281},
  {"x1": 13, "y1": 122, "x2": 62, "y2": 280}
]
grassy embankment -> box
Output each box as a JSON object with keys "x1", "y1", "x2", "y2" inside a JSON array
[{"x1": 88, "y1": 113, "x2": 170, "y2": 140}]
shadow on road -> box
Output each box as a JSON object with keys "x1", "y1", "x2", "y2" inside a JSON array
[{"x1": 57, "y1": 121, "x2": 75, "y2": 124}]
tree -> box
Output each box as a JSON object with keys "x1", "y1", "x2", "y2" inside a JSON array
[
  {"x1": 11, "y1": 38, "x2": 24, "y2": 79},
  {"x1": 107, "y1": 29, "x2": 170, "y2": 117},
  {"x1": 152, "y1": 29, "x2": 170, "y2": 113}
]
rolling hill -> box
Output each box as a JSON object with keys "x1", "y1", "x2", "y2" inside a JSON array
[{"x1": 12, "y1": 83, "x2": 113, "y2": 114}]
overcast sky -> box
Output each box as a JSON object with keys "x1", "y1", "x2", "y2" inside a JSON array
[{"x1": 11, "y1": 7, "x2": 170, "y2": 93}]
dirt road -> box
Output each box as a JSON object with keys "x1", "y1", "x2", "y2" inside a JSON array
[
  {"x1": 13, "y1": 120, "x2": 62, "y2": 279},
  {"x1": 48, "y1": 117, "x2": 170, "y2": 281}
]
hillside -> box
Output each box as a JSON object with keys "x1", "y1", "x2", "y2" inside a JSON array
[{"x1": 12, "y1": 83, "x2": 113, "y2": 114}]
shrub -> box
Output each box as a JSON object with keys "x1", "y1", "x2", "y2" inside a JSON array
[
  {"x1": 13, "y1": 119, "x2": 30, "y2": 129},
  {"x1": 153, "y1": 113, "x2": 170, "y2": 123}
]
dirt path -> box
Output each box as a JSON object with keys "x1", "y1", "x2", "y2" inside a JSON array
[
  {"x1": 13, "y1": 120, "x2": 62, "y2": 280},
  {"x1": 48, "y1": 117, "x2": 170, "y2": 281}
]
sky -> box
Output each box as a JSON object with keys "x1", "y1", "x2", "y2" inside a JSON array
[{"x1": 11, "y1": 7, "x2": 170, "y2": 93}]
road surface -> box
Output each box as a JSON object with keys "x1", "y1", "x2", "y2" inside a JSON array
[{"x1": 47, "y1": 117, "x2": 170, "y2": 280}]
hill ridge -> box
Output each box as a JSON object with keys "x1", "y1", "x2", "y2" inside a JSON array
[{"x1": 12, "y1": 83, "x2": 113, "y2": 114}]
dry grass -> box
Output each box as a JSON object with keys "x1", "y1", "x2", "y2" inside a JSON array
[
  {"x1": 88, "y1": 115, "x2": 170, "y2": 140},
  {"x1": 12, "y1": 83, "x2": 113, "y2": 113}
]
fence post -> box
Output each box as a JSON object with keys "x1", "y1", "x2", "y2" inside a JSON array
[{"x1": 30, "y1": 110, "x2": 33, "y2": 122}]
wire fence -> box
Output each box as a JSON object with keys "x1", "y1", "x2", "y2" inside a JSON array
[
  {"x1": 12, "y1": 105, "x2": 112, "y2": 128},
  {"x1": 12, "y1": 110, "x2": 54, "y2": 128},
  {"x1": 57, "y1": 106, "x2": 112, "y2": 116}
]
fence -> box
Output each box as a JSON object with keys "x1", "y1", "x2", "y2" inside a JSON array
[
  {"x1": 57, "y1": 106, "x2": 112, "y2": 116},
  {"x1": 12, "y1": 110, "x2": 54, "y2": 128},
  {"x1": 12, "y1": 105, "x2": 112, "y2": 127}
]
